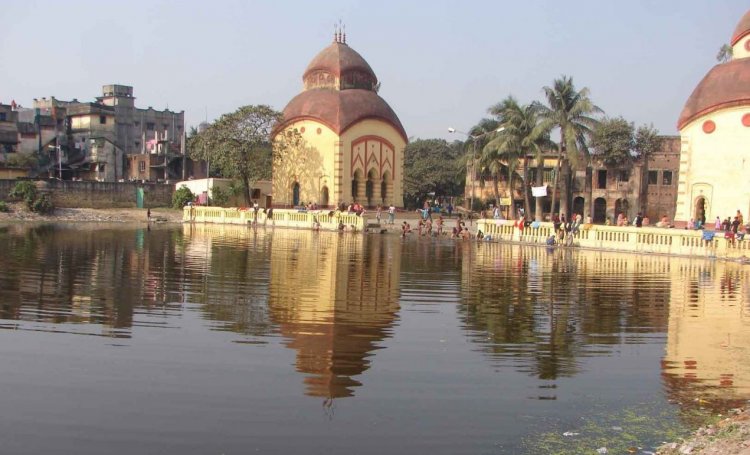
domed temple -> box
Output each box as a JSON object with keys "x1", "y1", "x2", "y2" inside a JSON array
[
  {"x1": 675, "y1": 9, "x2": 750, "y2": 223},
  {"x1": 272, "y1": 32, "x2": 407, "y2": 208}
]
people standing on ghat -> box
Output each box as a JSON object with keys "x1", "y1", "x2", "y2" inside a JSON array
[
  {"x1": 388, "y1": 204, "x2": 396, "y2": 224},
  {"x1": 737, "y1": 210, "x2": 744, "y2": 227},
  {"x1": 436, "y1": 215, "x2": 444, "y2": 236},
  {"x1": 447, "y1": 202, "x2": 453, "y2": 218},
  {"x1": 715, "y1": 216, "x2": 722, "y2": 230},
  {"x1": 635, "y1": 212, "x2": 643, "y2": 228},
  {"x1": 722, "y1": 217, "x2": 731, "y2": 231},
  {"x1": 732, "y1": 216, "x2": 741, "y2": 234},
  {"x1": 376, "y1": 205, "x2": 382, "y2": 224}
]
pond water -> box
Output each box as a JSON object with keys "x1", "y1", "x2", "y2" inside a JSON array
[{"x1": 0, "y1": 223, "x2": 749, "y2": 454}]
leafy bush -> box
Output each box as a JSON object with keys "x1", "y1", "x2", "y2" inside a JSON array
[
  {"x1": 9, "y1": 181, "x2": 37, "y2": 202},
  {"x1": 172, "y1": 186, "x2": 195, "y2": 209},
  {"x1": 5, "y1": 153, "x2": 37, "y2": 168},
  {"x1": 0, "y1": 201, "x2": 9, "y2": 212},
  {"x1": 31, "y1": 194, "x2": 54, "y2": 214},
  {"x1": 211, "y1": 186, "x2": 229, "y2": 207},
  {"x1": 8, "y1": 181, "x2": 54, "y2": 213}
]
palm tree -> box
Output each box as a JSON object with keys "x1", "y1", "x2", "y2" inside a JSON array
[
  {"x1": 534, "y1": 76, "x2": 601, "y2": 219},
  {"x1": 465, "y1": 118, "x2": 502, "y2": 209},
  {"x1": 486, "y1": 96, "x2": 553, "y2": 221}
]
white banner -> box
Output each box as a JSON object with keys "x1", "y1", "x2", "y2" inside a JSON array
[{"x1": 531, "y1": 186, "x2": 547, "y2": 197}]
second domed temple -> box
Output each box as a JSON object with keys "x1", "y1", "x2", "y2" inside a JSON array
[{"x1": 272, "y1": 31, "x2": 407, "y2": 208}]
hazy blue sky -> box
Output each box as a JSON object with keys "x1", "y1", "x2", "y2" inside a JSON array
[{"x1": 1, "y1": 0, "x2": 746, "y2": 139}]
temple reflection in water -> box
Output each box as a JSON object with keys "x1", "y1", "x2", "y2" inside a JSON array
[
  {"x1": 266, "y1": 229, "x2": 400, "y2": 399},
  {"x1": 183, "y1": 224, "x2": 401, "y2": 400},
  {"x1": 662, "y1": 262, "x2": 750, "y2": 412}
]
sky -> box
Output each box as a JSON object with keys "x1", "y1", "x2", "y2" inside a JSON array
[{"x1": 1, "y1": 0, "x2": 746, "y2": 140}]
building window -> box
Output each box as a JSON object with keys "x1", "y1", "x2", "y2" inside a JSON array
[
  {"x1": 648, "y1": 170, "x2": 658, "y2": 185},
  {"x1": 139, "y1": 161, "x2": 146, "y2": 172},
  {"x1": 251, "y1": 189, "x2": 261, "y2": 200},
  {"x1": 99, "y1": 116, "x2": 106, "y2": 124},
  {"x1": 146, "y1": 122, "x2": 155, "y2": 130},
  {"x1": 597, "y1": 170, "x2": 607, "y2": 189},
  {"x1": 663, "y1": 170, "x2": 673, "y2": 186},
  {"x1": 618, "y1": 170, "x2": 629, "y2": 182},
  {"x1": 0, "y1": 113, "x2": 7, "y2": 121}
]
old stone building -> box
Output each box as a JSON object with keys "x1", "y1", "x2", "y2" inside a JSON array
[
  {"x1": 470, "y1": 135, "x2": 681, "y2": 224},
  {"x1": 2, "y1": 85, "x2": 199, "y2": 182},
  {"x1": 272, "y1": 32, "x2": 407, "y2": 208}
]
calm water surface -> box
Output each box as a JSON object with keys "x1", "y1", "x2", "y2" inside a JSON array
[{"x1": 0, "y1": 223, "x2": 748, "y2": 454}]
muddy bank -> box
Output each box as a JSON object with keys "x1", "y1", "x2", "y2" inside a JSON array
[
  {"x1": 657, "y1": 408, "x2": 750, "y2": 455},
  {"x1": 0, "y1": 202, "x2": 183, "y2": 223}
]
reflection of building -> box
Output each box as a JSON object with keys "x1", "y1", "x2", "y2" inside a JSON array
[
  {"x1": 267, "y1": 231, "x2": 401, "y2": 399},
  {"x1": 663, "y1": 263, "x2": 750, "y2": 405},
  {"x1": 272, "y1": 30, "x2": 407, "y2": 209},
  {"x1": 465, "y1": 245, "x2": 673, "y2": 383},
  {"x1": 675, "y1": 10, "x2": 750, "y2": 223}
]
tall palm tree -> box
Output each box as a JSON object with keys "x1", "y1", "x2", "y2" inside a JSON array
[
  {"x1": 534, "y1": 76, "x2": 601, "y2": 219},
  {"x1": 485, "y1": 96, "x2": 553, "y2": 221},
  {"x1": 465, "y1": 118, "x2": 502, "y2": 209}
]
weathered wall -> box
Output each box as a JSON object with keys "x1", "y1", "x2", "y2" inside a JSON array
[{"x1": 0, "y1": 179, "x2": 173, "y2": 208}]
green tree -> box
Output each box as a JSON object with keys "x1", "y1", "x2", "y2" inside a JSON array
[
  {"x1": 486, "y1": 96, "x2": 553, "y2": 220},
  {"x1": 633, "y1": 124, "x2": 661, "y2": 160},
  {"x1": 535, "y1": 76, "x2": 602, "y2": 219},
  {"x1": 403, "y1": 138, "x2": 464, "y2": 209},
  {"x1": 188, "y1": 105, "x2": 278, "y2": 204},
  {"x1": 591, "y1": 117, "x2": 635, "y2": 166},
  {"x1": 172, "y1": 186, "x2": 195, "y2": 209},
  {"x1": 716, "y1": 43, "x2": 733, "y2": 63}
]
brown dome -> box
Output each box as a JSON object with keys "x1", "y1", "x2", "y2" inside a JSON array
[
  {"x1": 303, "y1": 42, "x2": 376, "y2": 81},
  {"x1": 275, "y1": 88, "x2": 408, "y2": 141},
  {"x1": 731, "y1": 10, "x2": 750, "y2": 45},
  {"x1": 677, "y1": 58, "x2": 750, "y2": 129}
]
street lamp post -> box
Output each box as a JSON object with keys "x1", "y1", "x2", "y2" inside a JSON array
[{"x1": 448, "y1": 127, "x2": 505, "y2": 214}]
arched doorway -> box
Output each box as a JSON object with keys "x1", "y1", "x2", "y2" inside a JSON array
[
  {"x1": 381, "y1": 170, "x2": 391, "y2": 204},
  {"x1": 694, "y1": 197, "x2": 706, "y2": 226},
  {"x1": 292, "y1": 182, "x2": 300, "y2": 207},
  {"x1": 351, "y1": 169, "x2": 363, "y2": 202},
  {"x1": 572, "y1": 196, "x2": 585, "y2": 217},
  {"x1": 593, "y1": 198, "x2": 607, "y2": 223},
  {"x1": 366, "y1": 169, "x2": 377, "y2": 206},
  {"x1": 615, "y1": 198, "x2": 629, "y2": 220},
  {"x1": 321, "y1": 185, "x2": 329, "y2": 207}
]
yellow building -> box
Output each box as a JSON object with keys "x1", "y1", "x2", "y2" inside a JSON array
[
  {"x1": 675, "y1": 10, "x2": 750, "y2": 223},
  {"x1": 272, "y1": 32, "x2": 407, "y2": 208}
]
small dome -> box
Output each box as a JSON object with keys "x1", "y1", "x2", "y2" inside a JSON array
[
  {"x1": 677, "y1": 58, "x2": 750, "y2": 129},
  {"x1": 303, "y1": 41, "x2": 377, "y2": 91},
  {"x1": 731, "y1": 10, "x2": 750, "y2": 45},
  {"x1": 275, "y1": 89, "x2": 407, "y2": 142}
]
